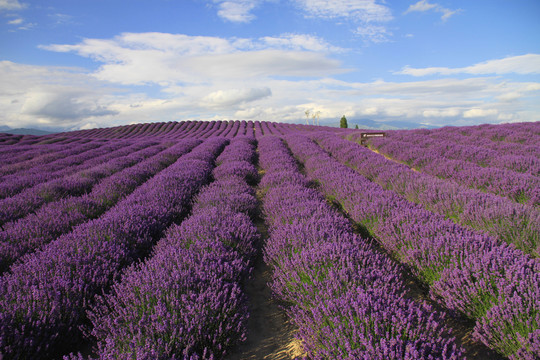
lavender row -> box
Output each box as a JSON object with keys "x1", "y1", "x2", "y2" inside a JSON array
[
  {"x1": 0, "y1": 134, "x2": 87, "y2": 151},
  {"x1": 201, "y1": 120, "x2": 227, "y2": 138},
  {"x1": 366, "y1": 136, "x2": 539, "y2": 205},
  {"x1": 201, "y1": 120, "x2": 230, "y2": 138},
  {"x1": 0, "y1": 138, "x2": 111, "y2": 178},
  {"x1": 0, "y1": 138, "x2": 227, "y2": 359},
  {"x1": 186, "y1": 120, "x2": 243, "y2": 139},
  {"x1": 366, "y1": 131, "x2": 540, "y2": 177},
  {"x1": 316, "y1": 132, "x2": 539, "y2": 256},
  {"x1": 363, "y1": 130, "x2": 536, "y2": 177},
  {"x1": 410, "y1": 123, "x2": 540, "y2": 153},
  {"x1": 0, "y1": 140, "x2": 162, "y2": 225},
  {"x1": 258, "y1": 136, "x2": 464, "y2": 360},
  {"x1": 60, "y1": 120, "x2": 325, "y2": 140},
  {"x1": 0, "y1": 137, "x2": 92, "y2": 167},
  {"x1": 0, "y1": 140, "x2": 196, "y2": 272},
  {"x1": 199, "y1": 120, "x2": 255, "y2": 139},
  {"x1": 0, "y1": 144, "x2": 48, "y2": 165},
  {"x1": 286, "y1": 133, "x2": 540, "y2": 359},
  {"x1": 77, "y1": 137, "x2": 260, "y2": 359},
  {"x1": 1, "y1": 139, "x2": 121, "y2": 179},
  {"x1": 381, "y1": 123, "x2": 540, "y2": 160},
  {"x1": 0, "y1": 140, "x2": 146, "y2": 198},
  {"x1": 0, "y1": 139, "x2": 104, "y2": 178},
  {"x1": 430, "y1": 122, "x2": 540, "y2": 150},
  {"x1": 0, "y1": 133, "x2": 21, "y2": 144},
  {"x1": 0, "y1": 139, "x2": 134, "y2": 199}
]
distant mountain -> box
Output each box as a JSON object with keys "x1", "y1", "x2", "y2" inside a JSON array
[
  {"x1": 319, "y1": 118, "x2": 438, "y2": 130},
  {"x1": 347, "y1": 119, "x2": 438, "y2": 130},
  {"x1": 0, "y1": 126, "x2": 55, "y2": 135}
]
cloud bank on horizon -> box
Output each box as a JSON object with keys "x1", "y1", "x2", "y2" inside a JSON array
[{"x1": 0, "y1": 0, "x2": 539, "y2": 131}]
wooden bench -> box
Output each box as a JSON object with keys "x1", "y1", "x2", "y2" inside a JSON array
[{"x1": 359, "y1": 132, "x2": 386, "y2": 146}]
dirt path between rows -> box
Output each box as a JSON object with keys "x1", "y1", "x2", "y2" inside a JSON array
[
  {"x1": 368, "y1": 145, "x2": 419, "y2": 172},
  {"x1": 227, "y1": 254, "x2": 304, "y2": 360}
]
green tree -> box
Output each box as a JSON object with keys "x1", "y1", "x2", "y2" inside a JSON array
[
  {"x1": 340, "y1": 115, "x2": 348, "y2": 128},
  {"x1": 355, "y1": 124, "x2": 359, "y2": 129}
]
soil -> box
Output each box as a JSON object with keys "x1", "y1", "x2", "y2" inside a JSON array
[
  {"x1": 369, "y1": 146, "x2": 420, "y2": 172},
  {"x1": 227, "y1": 255, "x2": 305, "y2": 360},
  {"x1": 228, "y1": 155, "x2": 306, "y2": 359}
]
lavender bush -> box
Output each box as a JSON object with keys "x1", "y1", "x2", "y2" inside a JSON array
[
  {"x1": 313, "y1": 131, "x2": 539, "y2": 256},
  {"x1": 285, "y1": 132, "x2": 539, "y2": 359},
  {"x1": 81, "y1": 136, "x2": 261, "y2": 359},
  {"x1": 0, "y1": 120, "x2": 537, "y2": 359},
  {"x1": 0, "y1": 140, "x2": 200, "y2": 272},
  {"x1": 258, "y1": 135, "x2": 464, "y2": 360},
  {"x1": 0, "y1": 138, "x2": 226, "y2": 359}
]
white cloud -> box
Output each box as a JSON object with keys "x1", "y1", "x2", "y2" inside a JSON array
[
  {"x1": 187, "y1": 50, "x2": 343, "y2": 78},
  {"x1": 404, "y1": 0, "x2": 460, "y2": 21},
  {"x1": 497, "y1": 113, "x2": 516, "y2": 122},
  {"x1": 440, "y1": 8, "x2": 459, "y2": 21},
  {"x1": 295, "y1": 0, "x2": 392, "y2": 22},
  {"x1": 463, "y1": 108, "x2": 498, "y2": 118},
  {"x1": 292, "y1": 77, "x2": 540, "y2": 125},
  {"x1": 214, "y1": 0, "x2": 259, "y2": 23},
  {"x1": 0, "y1": 0, "x2": 25, "y2": 11},
  {"x1": 260, "y1": 33, "x2": 345, "y2": 52},
  {"x1": 355, "y1": 24, "x2": 392, "y2": 43},
  {"x1": 406, "y1": 0, "x2": 436, "y2": 12},
  {"x1": 220, "y1": 76, "x2": 540, "y2": 126},
  {"x1": 5, "y1": 16, "x2": 34, "y2": 30},
  {"x1": 398, "y1": 54, "x2": 540, "y2": 76},
  {"x1": 422, "y1": 108, "x2": 460, "y2": 118},
  {"x1": 294, "y1": 0, "x2": 393, "y2": 43},
  {"x1": 2, "y1": 32, "x2": 540, "y2": 131},
  {"x1": 496, "y1": 91, "x2": 522, "y2": 102},
  {"x1": 210, "y1": 0, "x2": 393, "y2": 25},
  {"x1": 49, "y1": 13, "x2": 75, "y2": 26},
  {"x1": 7, "y1": 17, "x2": 22, "y2": 25},
  {"x1": 201, "y1": 87, "x2": 271, "y2": 107},
  {"x1": 20, "y1": 90, "x2": 117, "y2": 121},
  {"x1": 208, "y1": 1, "x2": 394, "y2": 42},
  {"x1": 0, "y1": 61, "x2": 118, "y2": 130},
  {"x1": 2, "y1": 66, "x2": 539, "y2": 129},
  {"x1": 43, "y1": 32, "x2": 346, "y2": 86}
]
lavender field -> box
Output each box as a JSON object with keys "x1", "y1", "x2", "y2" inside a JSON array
[{"x1": 0, "y1": 120, "x2": 538, "y2": 360}]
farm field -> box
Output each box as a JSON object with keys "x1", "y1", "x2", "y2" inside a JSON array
[{"x1": 0, "y1": 120, "x2": 538, "y2": 359}]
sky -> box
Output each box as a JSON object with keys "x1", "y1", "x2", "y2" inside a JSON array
[{"x1": 0, "y1": 0, "x2": 539, "y2": 131}]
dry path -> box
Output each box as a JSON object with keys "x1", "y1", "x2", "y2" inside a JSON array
[{"x1": 227, "y1": 254, "x2": 304, "y2": 360}]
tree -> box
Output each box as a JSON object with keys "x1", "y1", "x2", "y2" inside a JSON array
[
  {"x1": 340, "y1": 115, "x2": 348, "y2": 128},
  {"x1": 355, "y1": 124, "x2": 359, "y2": 129},
  {"x1": 314, "y1": 111, "x2": 321, "y2": 126}
]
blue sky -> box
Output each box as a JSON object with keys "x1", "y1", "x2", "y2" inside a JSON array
[{"x1": 1, "y1": 0, "x2": 539, "y2": 131}]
